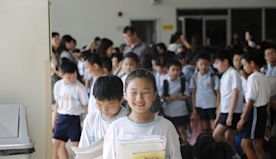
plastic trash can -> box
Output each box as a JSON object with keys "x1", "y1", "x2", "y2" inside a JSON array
[{"x1": 0, "y1": 104, "x2": 35, "y2": 159}]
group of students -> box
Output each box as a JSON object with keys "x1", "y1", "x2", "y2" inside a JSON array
[{"x1": 50, "y1": 26, "x2": 276, "y2": 159}]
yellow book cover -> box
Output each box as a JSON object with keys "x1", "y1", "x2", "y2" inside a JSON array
[{"x1": 131, "y1": 150, "x2": 165, "y2": 159}]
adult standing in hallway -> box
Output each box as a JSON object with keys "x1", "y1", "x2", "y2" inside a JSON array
[{"x1": 122, "y1": 25, "x2": 148, "y2": 58}]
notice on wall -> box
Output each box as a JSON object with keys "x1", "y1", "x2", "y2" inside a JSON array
[{"x1": 162, "y1": 24, "x2": 173, "y2": 30}]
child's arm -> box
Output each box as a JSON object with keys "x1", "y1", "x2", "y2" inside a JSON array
[
  {"x1": 226, "y1": 89, "x2": 239, "y2": 126},
  {"x1": 192, "y1": 89, "x2": 197, "y2": 113},
  {"x1": 79, "y1": 117, "x2": 91, "y2": 147},
  {"x1": 164, "y1": 94, "x2": 189, "y2": 102},
  {"x1": 82, "y1": 105, "x2": 88, "y2": 119},
  {"x1": 237, "y1": 100, "x2": 254, "y2": 131},
  {"x1": 215, "y1": 90, "x2": 220, "y2": 113},
  {"x1": 213, "y1": 102, "x2": 221, "y2": 129},
  {"x1": 52, "y1": 104, "x2": 58, "y2": 133}
]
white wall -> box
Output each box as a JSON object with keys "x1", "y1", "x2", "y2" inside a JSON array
[
  {"x1": 51, "y1": 0, "x2": 276, "y2": 47},
  {"x1": 0, "y1": 1, "x2": 51, "y2": 159}
]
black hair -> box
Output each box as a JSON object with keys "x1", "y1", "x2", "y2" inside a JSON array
[
  {"x1": 97, "y1": 38, "x2": 113, "y2": 58},
  {"x1": 156, "y1": 42, "x2": 167, "y2": 52},
  {"x1": 194, "y1": 132, "x2": 215, "y2": 159},
  {"x1": 111, "y1": 52, "x2": 123, "y2": 62},
  {"x1": 74, "y1": 49, "x2": 81, "y2": 53},
  {"x1": 155, "y1": 54, "x2": 167, "y2": 67},
  {"x1": 265, "y1": 43, "x2": 276, "y2": 51},
  {"x1": 123, "y1": 25, "x2": 137, "y2": 34},
  {"x1": 80, "y1": 50, "x2": 91, "y2": 59},
  {"x1": 84, "y1": 53, "x2": 103, "y2": 68},
  {"x1": 113, "y1": 47, "x2": 121, "y2": 54},
  {"x1": 93, "y1": 76, "x2": 123, "y2": 101},
  {"x1": 94, "y1": 36, "x2": 100, "y2": 42},
  {"x1": 123, "y1": 52, "x2": 139, "y2": 65},
  {"x1": 195, "y1": 53, "x2": 211, "y2": 62},
  {"x1": 169, "y1": 31, "x2": 182, "y2": 44},
  {"x1": 200, "y1": 142, "x2": 233, "y2": 159},
  {"x1": 59, "y1": 35, "x2": 74, "y2": 53},
  {"x1": 213, "y1": 49, "x2": 233, "y2": 66},
  {"x1": 101, "y1": 57, "x2": 113, "y2": 73},
  {"x1": 232, "y1": 48, "x2": 244, "y2": 56},
  {"x1": 125, "y1": 69, "x2": 157, "y2": 92},
  {"x1": 52, "y1": 32, "x2": 59, "y2": 38},
  {"x1": 176, "y1": 52, "x2": 185, "y2": 60},
  {"x1": 60, "y1": 58, "x2": 77, "y2": 74},
  {"x1": 241, "y1": 51, "x2": 266, "y2": 68},
  {"x1": 166, "y1": 59, "x2": 182, "y2": 69}
]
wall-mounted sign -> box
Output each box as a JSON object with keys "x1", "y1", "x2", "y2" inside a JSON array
[{"x1": 162, "y1": 24, "x2": 173, "y2": 30}]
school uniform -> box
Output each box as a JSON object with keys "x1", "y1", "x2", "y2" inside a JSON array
[
  {"x1": 219, "y1": 67, "x2": 244, "y2": 129},
  {"x1": 266, "y1": 64, "x2": 276, "y2": 77},
  {"x1": 162, "y1": 76, "x2": 190, "y2": 127},
  {"x1": 243, "y1": 72, "x2": 270, "y2": 139},
  {"x1": 79, "y1": 106, "x2": 128, "y2": 147},
  {"x1": 53, "y1": 79, "x2": 88, "y2": 142},
  {"x1": 102, "y1": 114, "x2": 182, "y2": 159},
  {"x1": 190, "y1": 71, "x2": 220, "y2": 121},
  {"x1": 154, "y1": 72, "x2": 168, "y2": 97}
]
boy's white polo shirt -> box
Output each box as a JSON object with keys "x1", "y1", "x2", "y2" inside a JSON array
[
  {"x1": 246, "y1": 72, "x2": 270, "y2": 107},
  {"x1": 220, "y1": 67, "x2": 243, "y2": 113},
  {"x1": 190, "y1": 71, "x2": 220, "y2": 109}
]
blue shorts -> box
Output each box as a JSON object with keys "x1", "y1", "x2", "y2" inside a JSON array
[
  {"x1": 196, "y1": 107, "x2": 216, "y2": 121},
  {"x1": 53, "y1": 114, "x2": 81, "y2": 142},
  {"x1": 243, "y1": 105, "x2": 267, "y2": 139},
  {"x1": 219, "y1": 113, "x2": 241, "y2": 129}
]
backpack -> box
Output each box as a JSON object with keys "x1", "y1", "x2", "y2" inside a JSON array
[
  {"x1": 163, "y1": 73, "x2": 186, "y2": 97},
  {"x1": 191, "y1": 72, "x2": 218, "y2": 96},
  {"x1": 163, "y1": 73, "x2": 192, "y2": 113}
]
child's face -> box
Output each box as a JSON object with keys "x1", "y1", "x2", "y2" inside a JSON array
[
  {"x1": 63, "y1": 72, "x2": 77, "y2": 84},
  {"x1": 95, "y1": 99, "x2": 121, "y2": 120},
  {"x1": 214, "y1": 59, "x2": 229, "y2": 73},
  {"x1": 84, "y1": 61, "x2": 95, "y2": 76},
  {"x1": 106, "y1": 46, "x2": 113, "y2": 58},
  {"x1": 168, "y1": 65, "x2": 181, "y2": 81},
  {"x1": 125, "y1": 78, "x2": 156, "y2": 115},
  {"x1": 241, "y1": 59, "x2": 254, "y2": 74},
  {"x1": 233, "y1": 54, "x2": 241, "y2": 70},
  {"x1": 196, "y1": 59, "x2": 210, "y2": 74},
  {"x1": 112, "y1": 57, "x2": 120, "y2": 68},
  {"x1": 122, "y1": 58, "x2": 138, "y2": 74},
  {"x1": 265, "y1": 48, "x2": 276, "y2": 64},
  {"x1": 51, "y1": 36, "x2": 60, "y2": 48}
]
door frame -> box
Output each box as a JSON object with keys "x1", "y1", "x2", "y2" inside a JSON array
[
  {"x1": 130, "y1": 19, "x2": 160, "y2": 44},
  {"x1": 178, "y1": 15, "x2": 230, "y2": 46}
]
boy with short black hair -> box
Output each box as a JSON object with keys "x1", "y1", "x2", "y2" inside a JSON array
[
  {"x1": 212, "y1": 50, "x2": 244, "y2": 154},
  {"x1": 237, "y1": 52, "x2": 270, "y2": 159},
  {"x1": 119, "y1": 52, "x2": 139, "y2": 86},
  {"x1": 79, "y1": 76, "x2": 128, "y2": 147},
  {"x1": 84, "y1": 53, "x2": 107, "y2": 114},
  {"x1": 52, "y1": 61, "x2": 88, "y2": 159},
  {"x1": 190, "y1": 53, "x2": 220, "y2": 132},
  {"x1": 162, "y1": 59, "x2": 190, "y2": 142}
]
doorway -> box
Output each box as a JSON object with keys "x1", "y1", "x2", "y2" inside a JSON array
[
  {"x1": 178, "y1": 16, "x2": 229, "y2": 47},
  {"x1": 131, "y1": 20, "x2": 158, "y2": 44}
]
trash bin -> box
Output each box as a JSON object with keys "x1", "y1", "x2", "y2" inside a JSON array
[{"x1": 0, "y1": 104, "x2": 35, "y2": 159}]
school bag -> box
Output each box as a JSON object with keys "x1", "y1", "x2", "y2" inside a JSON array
[
  {"x1": 191, "y1": 72, "x2": 218, "y2": 96},
  {"x1": 162, "y1": 73, "x2": 192, "y2": 113}
]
